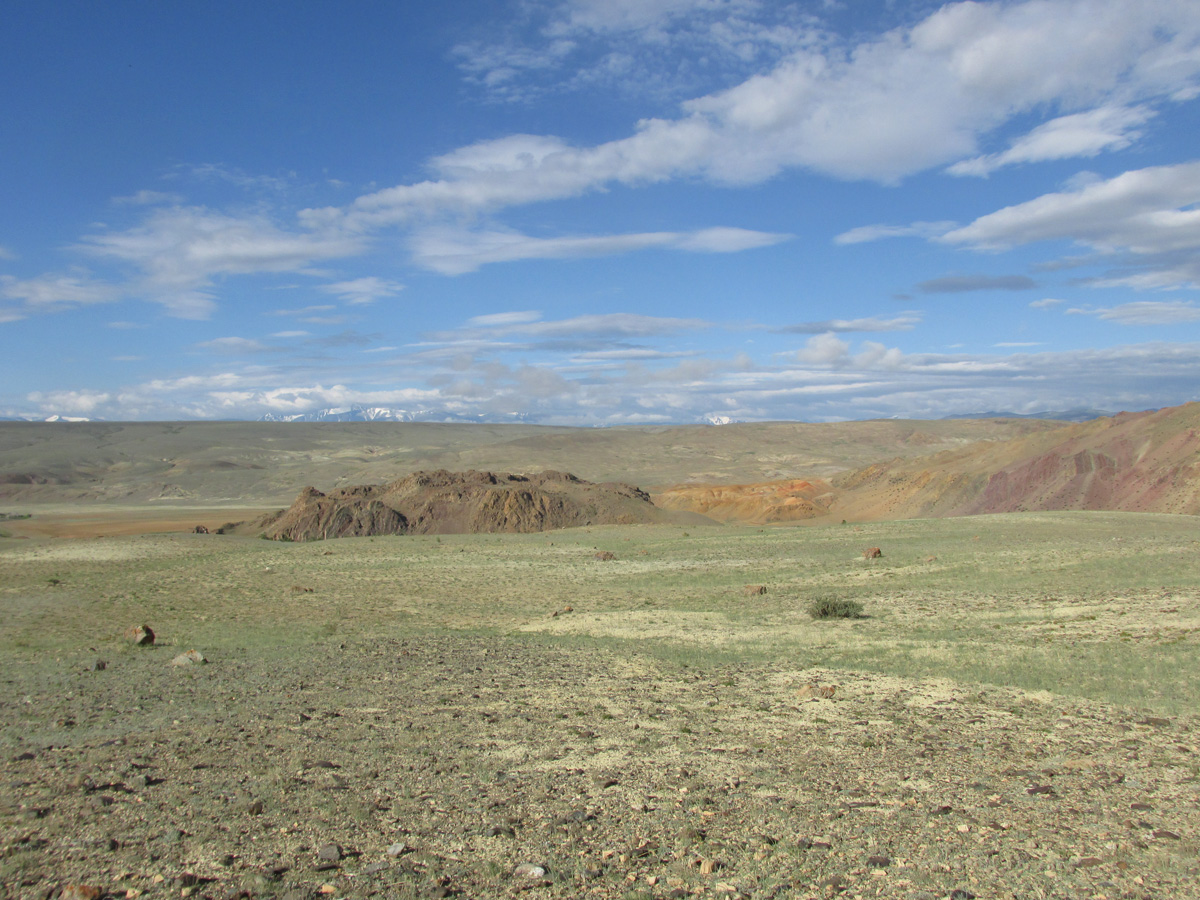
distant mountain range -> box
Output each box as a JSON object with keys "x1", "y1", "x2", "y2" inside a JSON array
[
  {"x1": 257, "y1": 406, "x2": 493, "y2": 424},
  {"x1": 941, "y1": 408, "x2": 1114, "y2": 423},
  {"x1": 0, "y1": 407, "x2": 1114, "y2": 425}
]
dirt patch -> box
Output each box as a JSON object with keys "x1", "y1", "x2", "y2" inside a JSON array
[{"x1": 0, "y1": 507, "x2": 271, "y2": 540}]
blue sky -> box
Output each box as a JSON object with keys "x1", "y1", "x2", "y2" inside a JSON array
[{"x1": 3, "y1": 0, "x2": 1200, "y2": 423}]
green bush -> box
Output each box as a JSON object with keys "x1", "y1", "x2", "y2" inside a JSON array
[{"x1": 807, "y1": 596, "x2": 865, "y2": 619}]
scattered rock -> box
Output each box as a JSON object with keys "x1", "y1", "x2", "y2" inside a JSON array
[
  {"x1": 124, "y1": 624, "x2": 154, "y2": 645},
  {"x1": 594, "y1": 550, "x2": 617, "y2": 561},
  {"x1": 796, "y1": 684, "x2": 837, "y2": 700},
  {"x1": 385, "y1": 842, "x2": 408, "y2": 857},
  {"x1": 59, "y1": 886, "x2": 103, "y2": 900},
  {"x1": 862, "y1": 547, "x2": 883, "y2": 559},
  {"x1": 867, "y1": 854, "x2": 891, "y2": 867},
  {"x1": 316, "y1": 843, "x2": 342, "y2": 863},
  {"x1": 513, "y1": 862, "x2": 547, "y2": 879},
  {"x1": 171, "y1": 649, "x2": 207, "y2": 666}
]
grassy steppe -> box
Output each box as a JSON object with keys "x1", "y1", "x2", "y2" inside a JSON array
[
  {"x1": 3, "y1": 510, "x2": 1200, "y2": 899},
  {"x1": 5, "y1": 511, "x2": 1198, "y2": 715}
]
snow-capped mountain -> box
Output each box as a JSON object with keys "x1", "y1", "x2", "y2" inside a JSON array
[{"x1": 258, "y1": 406, "x2": 531, "y2": 424}]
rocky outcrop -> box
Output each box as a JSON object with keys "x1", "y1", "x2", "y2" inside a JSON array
[{"x1": 259, "y1": 470, "x2": 674, "y2": 541}]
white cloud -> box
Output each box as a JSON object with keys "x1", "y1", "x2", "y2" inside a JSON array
[
  {"x1": 78, "y1": 206, "x2": 366, "y2": 318},
  {"x1": 834, "y1": 221, "x2": 956, "y2": 245},
  {"x1": 948, "y1": 105, "x2": 1155, "y2": 176},
  {"x1": 408, "y1": 225, "x2": 789, "y2": 274},
  {"x1": 1066, "y1": 300, "x2": 1200, "y2": 325},
  {"x1": 1030, "y1": 298, "x2": 1066, "y2": 309},
  {"x1": 25, "y1": 389, "x2": 112, "y2": 415},
  {"x1": 776, "y1": 315, "x2": 920, "y2": 334},
  {"x1": 0, "y1": 245, "x2": 17, "y2": 260},
  {"x1": 468, "y1": 310, "x2": 543, "y2": 327},
  {"x1": 319, "y1": 276, "x2": 404, "y2": 305},
  {"x1": 197, "y1": 337, "x2": 271, "y2": 354},
  {"x1": 318, "y1": 0, "x2": 1200, "y2": 237},
  {"x1": 453, "y1": 0, "x2": 809, "y2": 102},
  {"x1": 112, "y1": 189, "x2": 184, "y2": 206},
  {"x1": 941, "y1": 160, "x2": 1200, "y2": 289},
  {"x1": 0, "y1": 273, "x2": 121, "y2": 319}
]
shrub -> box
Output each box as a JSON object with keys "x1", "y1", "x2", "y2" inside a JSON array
[{"x1": 807, "y1": 596, "x2": 865, "y2": 619}]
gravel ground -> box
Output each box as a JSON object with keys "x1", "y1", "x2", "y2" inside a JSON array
[{"x1": 3, "y1": 634, "x2": 1198, "y2": 900}]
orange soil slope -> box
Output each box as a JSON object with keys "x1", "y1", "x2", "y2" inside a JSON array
[{"x1": 652, "y1": 478, "x2": 836, "y2": 524}]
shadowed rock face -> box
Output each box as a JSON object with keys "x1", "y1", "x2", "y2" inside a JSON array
[{"x1": 260, "y1": 469, "x2": 668, "y2": 541}]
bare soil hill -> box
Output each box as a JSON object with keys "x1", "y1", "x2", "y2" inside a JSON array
[
  {"x1": 259, "y1": 470, "x2": 699, "y2": 541},
  {"x1": 831, "y1": 401, "x2": 1200, "y2": 521},
  {"x1": 657, "y1": 403, "x2": 1200, "y2": 524}
]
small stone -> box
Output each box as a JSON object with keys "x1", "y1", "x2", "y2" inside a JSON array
[
  {"x1": 513, "y1": 863, "x2": 547, "y2": 879},
  {"x1": 698, "y1": 859, "x2": 720, "y2": 875},
  {"x1": 1075, "y1": 857, "x2": 1103, "y2": 868},
  {"x1": 246, "y1": 799, "x2": 265, "y2": 815},
  {"x1": 124, "y1": 624, "x2": 155, "y2": 645},
  {"x1": 594, "y1": 550, "x2": 616, "y2": 561},
  {"x1": 60, "y1": 886, "x2": 103, "y2": 900},
  {"x1": 171, "y1": 649, "x2": 207, "y2": 666},
  {"x1": 386, "y1": 841, "x2": 407, "y2": 857},
  {"x1": 867, "y1": 854, "x2": 891, "y2": 867},
  {"x1": 1153, "y1": 829, "x2": 1181, "y2": 840},
  {"x1": 317, "y1": 843, "x2": 342, "y2": 862}
]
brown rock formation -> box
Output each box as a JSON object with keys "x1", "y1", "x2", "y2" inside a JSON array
[{"x1": 260, "y1": 469, "x2": 674, "y2": 541}]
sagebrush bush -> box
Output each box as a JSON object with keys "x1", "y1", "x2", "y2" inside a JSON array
[{"x1": 808, "y1": 596, "x2": 865, "y2": 619}]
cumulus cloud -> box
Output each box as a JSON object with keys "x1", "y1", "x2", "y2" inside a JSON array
[
  {"x1": 408, "y1": 224, "x2": 789, "y2": 274},
  {"x1": 792, "y1": 333, "x2": 906, "y2": 369}
]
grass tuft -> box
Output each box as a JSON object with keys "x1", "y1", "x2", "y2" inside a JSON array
[{"x1": 807, "y1": 596, "x2": 865, "y2": 619}]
